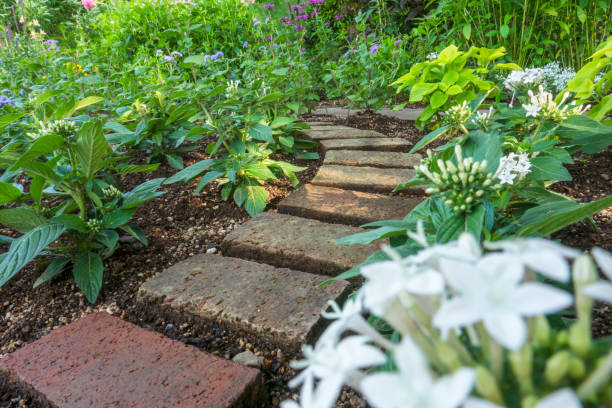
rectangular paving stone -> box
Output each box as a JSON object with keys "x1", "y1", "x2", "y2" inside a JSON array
[
  {"x1": 324, "y1": 150, "x2": 422, "y2": 169},
  {"x1": 221, "y1": 212, "x2": 380, "y2": 275},
  {"x1": 139, "y1": 254, "x2": 350, "y2": 347},
  {"x1": 300, "y1": 127, "x2": 386, "y2": 140},
  {"x1": 0, "y1": 313, "x2": 265, "y2": 408},
  {"x1": 312, "y1": 165, "x2": 416, "y2": 193},
  {"x1": 278, "y1": 184, "x2": 421, "y2": 226},
  {"x1": 320, "y1": 137, "x2": 412, "y2": 152}
]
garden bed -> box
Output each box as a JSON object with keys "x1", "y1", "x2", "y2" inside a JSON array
[{"x1": 1, "y1": 112, "x2": 611, "y2": 407}]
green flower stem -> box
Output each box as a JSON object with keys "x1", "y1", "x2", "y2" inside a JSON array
[{"x1": 577, "y1": 350, "x2": 612, "y2": 399}]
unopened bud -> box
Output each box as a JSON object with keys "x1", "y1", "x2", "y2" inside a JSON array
[
  {"x1": 475, "y1": 190, "x2": 485, "y2": 197},
  {"x1": 465, "y1": 196, "x2": 473, "y2": 204},
  {"x1": 533, "y1": 316, "x2": 550, "y2": 348},
  {"x1": 569, "y1": 323, "x2": 591, "y2": 357},
  {"x1": 436, "y1": 342, "x2": 461, "y2": 371},
  {"x1": 509, "y1": 345, "x2": 533, "y2": 393},
  {"x1": 569, "y1": 356, "x2": 586, "y2": 379},
  {"x1": 452, "y1": 175, "x2": 459, "y2": 183},
  {"x1": 545, "y1": 350, "x2": 570, "y2": 385},
  {"x1": 425, "y1": 187, "x2": 435, "y2": 194},
  {"x1": 482, "y1": 179, "x2": 492, "y2": 187},
  {"x1": 475, "y1": 366, "x2": 504, "y2": 405},
  {"x1": 573, "y1": 254, "x2": 596, "y2": 325},
  {"x1": 521, "y1": 395, "x2": 538, "y2": 408},
  {"x1": 555, "y1": 330, "x2": 569, "y2": 347}
]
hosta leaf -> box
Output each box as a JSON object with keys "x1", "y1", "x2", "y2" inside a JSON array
[
  {"x1": 0, "y1": 224, "x2": 65, "y2": 287},
  {"x1": 72, "y1": 251, "x2": 103, "y2": 303}
]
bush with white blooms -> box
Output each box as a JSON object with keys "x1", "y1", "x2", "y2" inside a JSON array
[{"x1": 282, "y1": 230, "x2": 612, "y2": 408}]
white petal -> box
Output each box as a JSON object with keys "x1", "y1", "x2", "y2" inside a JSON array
[
  {"x1": 431, "y1": 368, "x2": 476, "y2": 408},
  {"x1": 394, "y1": 337, "x2": 432, "y2": 390},
  {"x1": 483, "y1": 311, "x2": 526, "y2": 350},
  {"x1": 439, "y1": 258, "x2": 483, "y2": 293},
  {"x1": 592, "y1": 247, "x2": 612, "y2": 281},
  {"x1": 360, "y1": 373, "x2": 408, "y2": 408},
  {"x1": 433, "y1": 297, "x2": 483, "y2": 333},
  {"x1": 405, "y1": 270, "x2": 445, "y2": 295},
  {"x1": 535, "y1": 389, "x2": 582, "y2": 408},
  {"x1": 583, "y1": 281, "x2": 612, "y2": 303},
  {"x1": 478, "y1": 254, "x2": 524, "y2": 287},
  {"x1": 462, "y1": 397, "x2": 504, "y2": 408},
  {"x1": 521, "y1": 250, "x2": 570, "y2": 282},
  {"x1": 509, "y1": 283, "x2": 573, "y2": 316},
  {"x1": 314, "y1": 374, "x2": 345, "y2": 408}
]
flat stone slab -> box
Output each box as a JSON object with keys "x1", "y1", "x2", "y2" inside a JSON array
[
  {"x1": 278, "y1": 184, "x2": 421, "y2": 226},
  {"x1": 377, "y1": 108, "x2": 424, "y2": 121},
  {"x1": 0, "y1": 313, "x2": 264, "y2": 408},
  {"x1": 222, "y1": 212, "x2": 379, "y2": 275},
  {"x1": 324, "y1": 150, "x2": 422, "y2": 168},
  {"x1": 138, "y1": 254, "x2": 350, "y2": 346},
  {"x1": 312, "y1": 165, "x2": 415, "y2": 193},
  {"x1": 320, "y1": 137, "x2": 412, "y2": 152},
  {"x1": 300, "y1": 127, "x2": 386, "y2": 140}
]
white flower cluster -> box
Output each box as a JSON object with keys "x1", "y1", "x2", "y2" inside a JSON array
[
  {"x1": 27, "y1": 119, "x2": 79, "y2": 139},
  {"x1": 418, "y1": 145, "x2": 498, "y2": 213},
  {"x1": 522, "y1": 86, "x2": 589, "y2": 121},
  {"x1": 226, "y1": 79, "x2": 241, "y2": 97},
  {"x1": 283, "y1": 234, "x2": 612, "y2": 408},
  {"x1": 471, "y1": 106, "x2": 494, "y2": 130},
  {"x1": 427, "y1": 51, "x2": 439, "y2": 61},
  {"x1": 504, "y1": 63, "x2": 575, "y2": 94},
  {"x1": 443, "y1": 101, "x2": 472, "y2": 128},
  {"x1": 494, "y1": 152, "x2": 531, "y2": 185}
]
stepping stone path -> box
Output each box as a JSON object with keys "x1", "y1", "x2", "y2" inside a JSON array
[{"x1": 0, "y1": 123, "x2": 424, "y2": 406}]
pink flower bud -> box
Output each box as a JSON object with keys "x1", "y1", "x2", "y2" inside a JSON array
[{"x1": 81, "y1": 0, "x2": 95, "y2": 10}]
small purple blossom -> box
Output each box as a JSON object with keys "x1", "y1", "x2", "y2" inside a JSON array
[
  {"x1": 163, "y1": 55, "x2": 175, "y2": 62},
  {"x1": 369, "y1": 44, "x2": 380, "y2": 54},
  {"x1": 263, "y1": 3, "x2": 275, "y2": 8},
  {"x1": 334, "y1": 13, "x2": 343, "y2": 19},
  {"x1": 243, "y1": 41, "x2": 249, "y2": 48},
  {"x1": 1, "y1": 89, "x2": 11, "y2": 94},
  {"x1": 19, "y1": 89, "x2": 25, "y2": 96},
  {"x1": 156, "y1": 49, "x2": 163, "y2": 56},
  {"x1": 0, "y1": 95, "x2": 15, "y2": 107},
  {"x1": 265, "y1": 16, "x2": 270, "y2": 24},
  {"x1": 394, "y1": 39, "x2": 402, "y2": 46},
  {"x1": 171, "y1": 51, "x2": 183, "y2": 58}
]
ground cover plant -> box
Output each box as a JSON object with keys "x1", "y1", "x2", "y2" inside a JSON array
[{"x1": 0, "y1": 0, "x2": 610, "y2": 406}]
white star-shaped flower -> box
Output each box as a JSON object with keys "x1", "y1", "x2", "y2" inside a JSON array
[
  {"x1": 534, "y1": 389, "x2": 582, "y2": 408},
  {"x1": 433, "y1": 254, "x2": 573, "y2": 350},
  {"x1": 360, "y1": 337, "x2": 475, "y2": 408},
  {"x1": 583, "y1": 247, "x2": 612, "y2": 303},
  {"x1": 523, "y1": 103, "x2": 541, "y2": 117}
]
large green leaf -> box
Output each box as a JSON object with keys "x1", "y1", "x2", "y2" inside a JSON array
[
  {"x1": 436, "y1": 205, "x2": 485, "y2": 243},
  {"x1": 75, "y1": 121, "x2": 110, "y2": 179},
  {"x1": 518, "y1": 194, "x2": 612, "y2": 236},
  {"x1": 0, "y1": 112, "x2": 24, "y2": 132},
  {"x1": 121, "y1": 178, "x2": 165, "y2": 209},
  {"x1": 248, "y1": 124, "x2": 274, "y2": 143},
  {"x1": 51, "y1": 214, "x2": 88, "y2": 233},
  {"x1": 243, "y1": 185, "x2": 268, "y2": 216},
  {"x1": 65, "y1": 96, "x2": 104, "y2": 118},
  {"x1": 0, "y1": 208, "x2": 47, "y2": 232},
  {"x1": 337, "y1": 226, "x2": 408, "y2": 245},
  {"x1": 72, "y1": 251, "x2": 103, "y2": 303},
  {"x1": 409, "y1": 125, "x2": 450, "y2": 153},
  {"x1": 0, "y1": 224, "x2": 65, "y2": 287},
  {"x1": 103, "y1": 208, "x2": 138, "y2": 228},
  {"x1": 164, "y1": 159, "x2": 214, "y2": 184},
  {"x1": 12, "y1": 134, "x2": 64, "y2": 169},
  {"x1": 530, "y1": 157, "x2": 572, "y2": 182},
  {"x1": 0, "y1": 182, "x2": 22, "y2": 205}
]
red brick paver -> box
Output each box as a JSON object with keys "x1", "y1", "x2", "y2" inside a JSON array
[{"x1": 0, "y1": 313, "x2": 265, "y2": 408}]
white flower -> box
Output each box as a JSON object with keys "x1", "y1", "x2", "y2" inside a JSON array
[
  {"x1": 462, "y1": 398, "x2": 503, "y2": 408},
  {"x1": 361, "y1": 259, "x2": 444, "y2": 316},
  {"x1": 583, "y1": 247, "x2": 612, "y2": 303},
  {"x1": 494, "y1": 153, "x2": 530, "y2": 185},
  {"x1": 484, "y1": 238, "x2": 579, "y2": 282},
  {"x1": 433, "y1": 253, "x2": 573, "y2": 350},
  {"x1": 360, "y1": 337, "x2": 475, "y2": 408},
  {"x1": 281, "y1": 375, "x2": 327, "y2": 408},
  {"x1": 497, "y1": 169, "x2": 517, "y2": 185},
  {"x1": 289, "y1": 336, "x2": 386, "y2": 407},
  {"x1": 534, "y1": 389, "x2": 582, "y2": 408},
  {"x1": 523, "y1": 103, "x2": 541, "y2": 117},
  {"x1": 408, "y1": 232, "x2": 482, "y2": 267}
]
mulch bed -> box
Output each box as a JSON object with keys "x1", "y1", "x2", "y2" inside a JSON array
[{"x1": 1, "y1": 111, "x2": 610, "y2": 407}]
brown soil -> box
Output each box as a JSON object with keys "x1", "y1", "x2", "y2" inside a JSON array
[{"x1": 1, "y1": 113, "x2": 610, "y2": 407}]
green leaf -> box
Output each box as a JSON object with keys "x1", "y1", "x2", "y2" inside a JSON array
[
  {"x1": 337, "y1": 226, "x2": 408, "y2": 245},
  {"x1": 164, "y1": 159, "x2": 215, "y2": 184},
  {"x1": 120, "y1": 224, "x2": 148, "y2": 246},
  {"x1": 436, "y1": 205, "x2": 485, "y2": 243},
  {"x1": 29, "y1": 175, "x2": 44, "y2": 204},
  {"x1": 194, "y1": 170, "x2": 224, "y2": 194},
  {"x1": 12, "y1": 134, "x2": 65, "y2": 169},
  {"x1": 499, "y1": 24, "x2": 510, "y2": 38},
  {"x1": 75, "y1": 121, "x2": 111, "y2": 179},
  {"x1": 115, "y1": 163, "x2": 161, "y2": 174},
  {"x1": 51, "y1": 214, "x2": 88, "y2": 233},
  {"x1": 530, "y1": 157, "x2": 572, "y2": 181},
  {"x1": 0, "y1": 208, "x2": 47, "y2": 232},
  {"x1": 430, "y1": 91, "x2": 448, "y2": 109},
  {"x1": 245, "y1": 163, "x2": 276, "y2": 181},
  {"x1": 243, "y1": 185, "x2": 268, "y2": 216},
  {"x1": 103, "y1": 208, "x2": 137, "y2": 229},
  {"x1": 518, "y1": 194, "x2": 612, "y2": 236},
  {"x1": 20, "y1": 162, "x2": 59, "y2": 184},
  {"x1": 270, "y1": 117, "x2": 294, "y2": 128},
  {"x1": 0, "y1": 112, "x2": 24, "y2": 132},
  {"x1": 183, "y1": 55, "x2": 206, "y2": 65},
  {"x1": 33, "y1": 257, "x2": 70, "y2": 289},
  {"x1": 0, "y1": 182, "x2": 22, "y2": 204},
  {"x1": 72, "y1": 251, "x2": 103, "y2": 303},
  {"x1": 65, "y1": 96, "x2": 104, "y2": 118},
  {"x1": 462, "y1": 24, "x2": 472, "y2": 40},
  {"x1": 121, "y1": 178, "x2": 165, "y2": 209},
  {"x1": 0, "y1": 224, "x2": 65, "y2": 287},
  {"x1": 96, "y1": 230, "x2": 119, "y2": 249},
  {"x1": 409, "y1": 125, "x2": 450, "y2": 153},
  {"x1": 248, "y1": 124, "x2": 274, "y2": 143},
  {"x1": 409, "y1": 82, "x2": 438, "y2": 103}
]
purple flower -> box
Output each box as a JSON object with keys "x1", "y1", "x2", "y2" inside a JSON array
[
  {"x1": 334, "y1": 13, "x2": 343, "y2": 19},
  {"x1": 171, "y1": 51, "x2": 183, "y2": 58},
  {"x1": 243, "y1": 41, "x2": 249, "y2": 48},
  {"x1": 263, "y1": 3, "x2": 275, "y2": 8},
  {"x1": 156, "y1": 49, "x2": 163, "y2": 56},
  {"x1": 369, "y1": 44, "x2": 380, "y2": 54},
  {"x1": 1, "y1": 89, "x2": 11, "y2": 94},
  {"x1": 0, "y1": 95, "x2": 15, "y2": 107},
  {"x1": 19, "y1": 89, "x2": 24, "y2": 96},
  {"x1": 231, "y1": 72, "x2": 236, "y2": 78},
  {"x1": 259, "y1": 45, "x2": 267, "y2": 51},
  {"x1": 163, "y1": 55, "x2": 175, "y2": 62},
  {"x1": 265, "y1": 16, "x2": 270, "y2": 24},
  {"x1": 394, "y1": 39, "x2": 402, "y2": 46}
]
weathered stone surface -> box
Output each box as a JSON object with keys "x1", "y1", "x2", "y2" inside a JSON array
[
  {"x1": 300, "y1": 127, "x2": 386, "y2": 140},
  {"x1": 377, "y1": 108, "x2": 424, "y2": 121},
  {"x1": 222, "y1": 212, "x2": 379, "y2": 275},
  {"x1": 324, "y1": 150, "x2": 422, "y2": 168},
  {"x1": 0, "y1": 313, "x2": 265, "y2": 408},
  {"x1": 138, "y1": 254, "x2": 350, "y2": 346},
  {"x1": 278, "y1": 184, "x2": 420, "y2": 226},
  {"x1": 312, "y1": 107, "x2": 361, "y2": 116},
  {"x1": 232, "y1": 351, "x2": 264, "y2": 368},
  {"x1": 320, "y1": 137, "x2": 412, "y2": 152},
  {"x1": 312, "y1": 165, "x2": 415, "y2": 193}
]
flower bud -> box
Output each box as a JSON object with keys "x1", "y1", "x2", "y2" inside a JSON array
[
  {"x1": 475, "y1": 190, "x2": 484, "y2": 197},
  {"x1": 569, "y1": 323, "x2": 591, "y2": 357},
  {"x1": 452, "y1": 175, "x2": 459, "y2": 183},
  {"x1": 426, "y1": 187, "x2": 435, "y2": 194},
  {"x1": 482, "y1": 179, "x2": 491, "y2": 187},
  {"x1": 445, "y1": 200, "x2": 453, "y2": 206},
  {"x1": 521, "y1": 395, "x2": 538, "y2": 408},
  {"x1": 436, "y1": 342, "x2": 461, "y2": 371},
  {"x1": 555, "y1": 329, "x2": 569, "y2": 347},
  {"x1": 532, "y1": 316, "x2": 550, "y2": 348},
  {"x1": 475, "y1": 366, "x2": 504, "y2": 405},
  {"x1": 459, "y1": 172, "x2": 468, "y2": 186},
  {"x1": 569, "y1": 356, "x2": 586, "y2": 379},
  {"x1": 573, "y1": 254, "x2": 596, "y2": 325},
  {"x1": 545, "y1": 350, "x2": 570, "y2": 385},
  {"x1": 509, "y1": 345, "x2": 533, "y2": 393}
]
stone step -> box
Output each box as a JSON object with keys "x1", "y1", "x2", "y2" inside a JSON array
[
  {"x1": 221, "y1": 212, "x2": 380, "y2": 275},
  {"x1": 312, "y1": 165, "x2": 416, "y2": 193},
  {"x1": 278, "y1": 184, "x2": 421, "y2": 226},
  {"x1": 299, "y1": 126, "x2": 386, "y2": 140},
  {"x1": 324, "y1": 150, "x2": 422, "y2": 169},
  {"x1": 320, "y1": 137, "x2": 412, "y2": 152},
  {"x1": 0, "y1": 313, "x2": 265, "y2": 408},
  {"x1": 138, "y1": 254, "x2": 350, "y2": 348}
]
